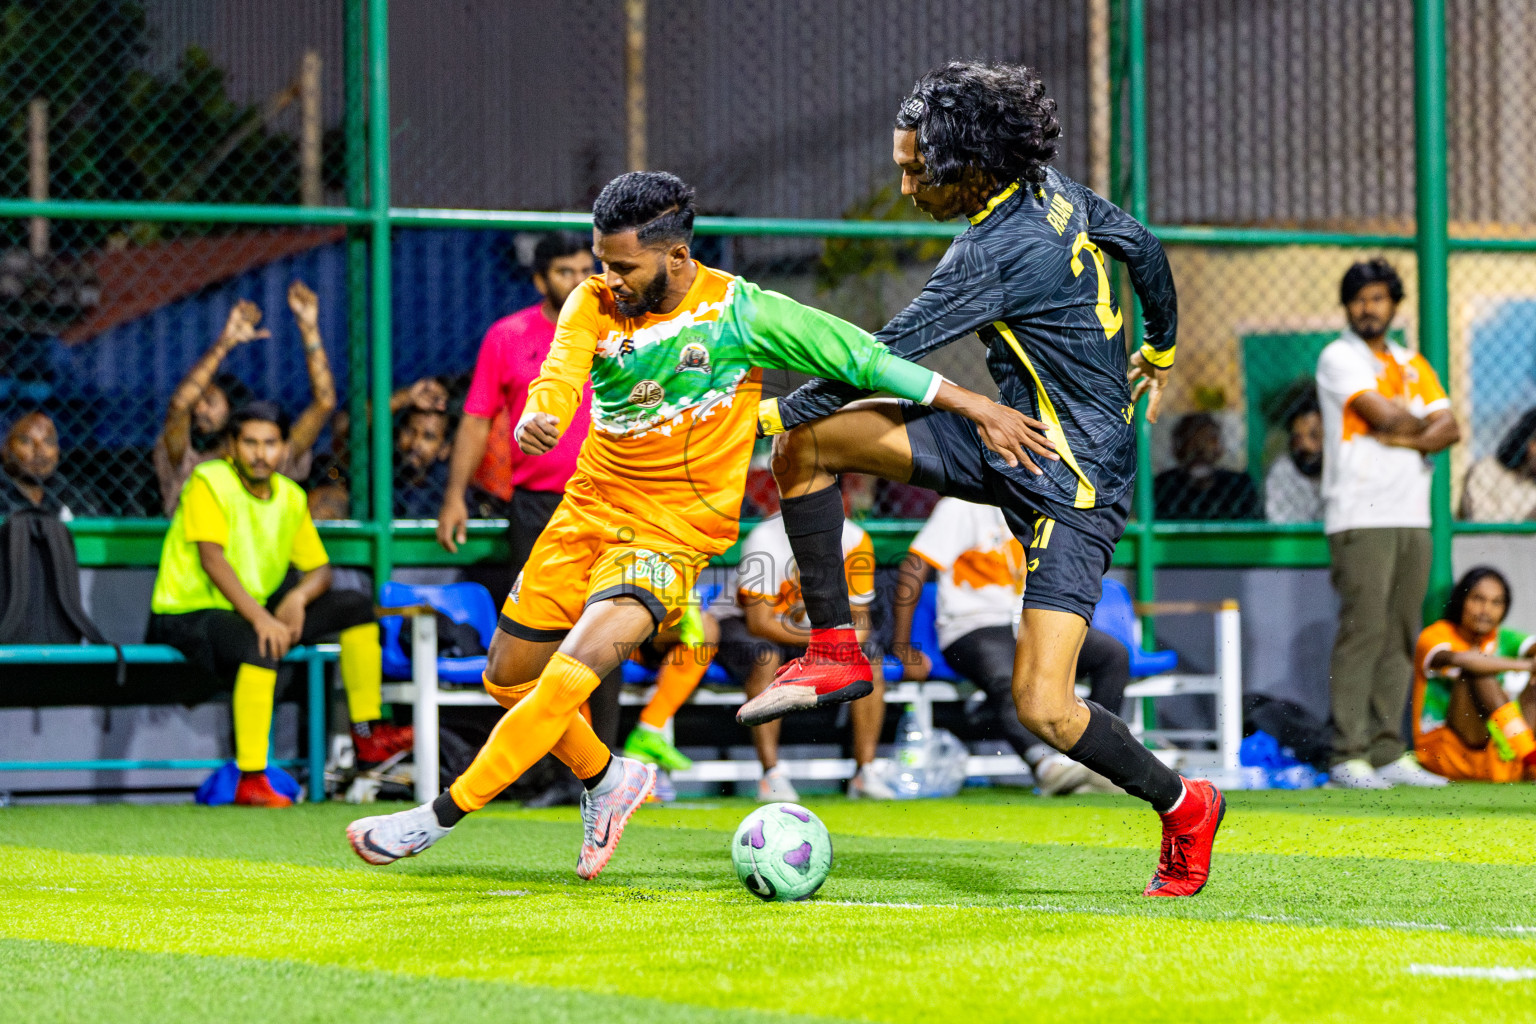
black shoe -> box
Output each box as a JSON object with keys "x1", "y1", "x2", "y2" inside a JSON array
[{"x1": 523, "y1": 774, "x2": 584, "y2": 808}]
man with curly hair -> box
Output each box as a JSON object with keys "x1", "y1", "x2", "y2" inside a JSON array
[{"x1": 741, "y1": 61, "x2": 1222, "y2": 897}]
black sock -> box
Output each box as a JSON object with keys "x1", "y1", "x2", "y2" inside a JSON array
[
  {"x1": 431, "y1": 790, "x2": 468, "y2": 828},
  {"x1": 1065, "y1": 700, "x2": 1184, "y2": 812},
  {"x1": 580, "y1": 755, "x2": 613, "y2": 791},
  {"x1": 778, "y1": 484, "x2": 852, "y2": 631}
]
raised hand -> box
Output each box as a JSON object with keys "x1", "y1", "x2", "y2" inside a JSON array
[
  {"x1": 222, "y1": 300, "x2": 270, "y2": 347},
  {"x1": 286, "y1": 281, "x2": 320, "y2": 333}
]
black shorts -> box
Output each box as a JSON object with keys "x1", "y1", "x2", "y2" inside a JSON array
[
  {"x1": 713, "y1": 615, "x2": 803, "y2": 686},
  {"x1": 902, "y1": 403, "x2": 1131, "y2": 622},
  {"x1": 147, "y1": 586, "x2": 375, "y2": 678}
]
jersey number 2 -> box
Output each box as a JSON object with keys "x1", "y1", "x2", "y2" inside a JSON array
[{"x1": 1071, "y1": 232, "x2": 1123, "y2": 341}]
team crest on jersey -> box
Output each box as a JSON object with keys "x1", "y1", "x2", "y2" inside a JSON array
[
  {"x1": 626, "y1": 550, "x2": 678, "y2": 590},
  {"x1": 629, "y1": 380, "x2": 665, "y2": 408},
  {"x1": 675, "y1": 342, "x2": 711, "y2": 373}
]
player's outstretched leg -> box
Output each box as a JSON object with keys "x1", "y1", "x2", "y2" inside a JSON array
[
  {"x1": 1013, "y1": 607, "x2": 1223, "y2": 896},
  {"x1": 739, "y1": 402, "x2": 914, "y2": 727},
  {"x1": 347, "y1": 600, "x2": 657, "y2": 877}
]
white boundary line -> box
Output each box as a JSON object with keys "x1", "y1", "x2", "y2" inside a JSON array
[{"x1": 1408, "y1": 964, "x2": 1536, "y2": 981}]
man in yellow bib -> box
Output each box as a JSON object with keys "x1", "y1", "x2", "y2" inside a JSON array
[{"x1": 147, "y1": 401, "x2": 412, "y2": 806}]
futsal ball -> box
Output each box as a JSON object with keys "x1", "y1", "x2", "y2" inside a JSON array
[{"x1": 731, "y1": 802, "x2": 833, "y2": 902}]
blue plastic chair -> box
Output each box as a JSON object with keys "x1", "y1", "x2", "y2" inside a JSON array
[
  {"x1": 884, "y1": 581, "x2": 959, "y2": 682},
  {"x1": 379, "y1": 581, "x2": 498, "y2": 685},
  {"x1": 1091, "y1": 578, "x2": 1179, "y2": 676}
]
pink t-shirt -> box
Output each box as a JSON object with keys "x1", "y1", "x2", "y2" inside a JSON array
[{"x1": 463, "y1": 303, "x2": 592, "y2": 496}]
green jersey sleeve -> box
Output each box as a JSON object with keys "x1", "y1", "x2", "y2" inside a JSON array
[
  {"x1": 734, "y1": 280, "x2": 941, "y2": 405},
  {"x1": 1498, "y1": 627, "x2": 1535, "y2": 659}
]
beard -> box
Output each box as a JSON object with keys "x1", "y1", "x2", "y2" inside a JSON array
[
  {"x1": 191, "y1": 427, "x2": 225, "y2": 453},
  {"x1": 1292, "y1": 450, "x2": 1323, "y2": 478},
  {"x1": 615, "y1": 266, "x2": 669, "y2": 319}
]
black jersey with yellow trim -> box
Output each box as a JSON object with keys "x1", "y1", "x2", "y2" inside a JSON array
[{"x1": 774, "y1": 166, "x2": 1176, "y2": 511}]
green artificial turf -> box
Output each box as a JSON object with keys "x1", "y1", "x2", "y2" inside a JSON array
[{"x1": 3, "y1": 788, "x2": 1536, "y2": 1023}]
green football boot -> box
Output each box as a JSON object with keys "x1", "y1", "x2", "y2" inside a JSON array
[{"x1": 623, "y1": 725, "x2": 694, "y2": 772}]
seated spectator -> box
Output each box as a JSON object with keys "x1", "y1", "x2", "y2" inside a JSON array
[
  {"x1": 1154, "y1": 413, "x2": 1261, "y2": 520},
  {"x1": 155, "y1": 284, "x2": 336, "y2": 514},
  {"x1": 308, "y1": 479, "x2": 351, "y2": 522},
  {"x1": 1461, "y1": 407, "x2": 1536, "y2": 522},
  {"x1": 145, "y1": 401, "x2": 411, "y2": 807},
  {"x1": 711, "y1": 504, "x2": 892, "y2": 801},
  {"x1": 1265, "y1": 393, "x2": 1325, "y2": 523},
  {"x1": 394, "y1": 405, "x2": 452, "y2": 518},
  {"x1": 1412, "y1": 566, "x2": 1536, "y2": 783},
  {"x1": 892, "y1": 497, "x2": 1126, "y2": 795},
  {"x1": 0, "y1": 411, "x2": 99, "y2": 519}
]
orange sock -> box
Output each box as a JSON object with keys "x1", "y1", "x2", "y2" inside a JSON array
[
  {"x1": 481, "y1": 672, "x2": 610, "y2": 779},
  {"x1": 639, "y1": 644, "x2": 713, "y2": 729},
  {"x1": 450, "y1": 652, "x2": 603, "y2": 812},
  {"x1": 1491, "y1": 702, "x2": 1536, "y2": 761}
]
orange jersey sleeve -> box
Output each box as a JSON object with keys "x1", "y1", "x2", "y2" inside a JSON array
[
  {"x1": 845, "y1": 532, "x2": 876, "y2": 606},
  {"x1": 525, "y1": 281, "x2": 602, "y2": 432}
]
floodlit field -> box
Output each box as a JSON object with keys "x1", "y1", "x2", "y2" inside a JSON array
[{"x1": 3, "y1": 788, "x2": 1536, "y2": 1023}]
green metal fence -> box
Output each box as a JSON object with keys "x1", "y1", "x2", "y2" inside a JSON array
[{"x1": 1, "y1": 0, "x2": 1530, "y2": 619}]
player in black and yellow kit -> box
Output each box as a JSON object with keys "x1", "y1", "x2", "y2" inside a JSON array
[{"x1": 741, "y1": 61, "x2": 1224, "y2": 897}]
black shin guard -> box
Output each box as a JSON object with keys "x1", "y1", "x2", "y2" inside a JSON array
[
  {"x1": 1066, "y1": 700, "x2": 1184, "y2": 812},
  {"x1": 778, "y1": 484, "x2": 852, "y2": 631}
]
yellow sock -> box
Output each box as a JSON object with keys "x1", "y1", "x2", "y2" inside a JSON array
[
  {"x1": 639, "y1": 643, "x2": 712, "y2": 729},
  {"x1": 339, "y1": 623, "x2": 383, "y2": 724},
  {"x1": 449, "y1": 652, "x2": 602, "y2": 812},
  {"x1": 232, "y1": 663, "x2": 278, "y2": 772},
  {"x1": 1491, "y1": 702, "x2": 1536, "y2": 761}
]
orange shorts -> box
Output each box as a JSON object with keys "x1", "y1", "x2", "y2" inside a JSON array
[
  {"x1": 1415, "y1": 729, "x2": 1530, "y2": 783},
  {"x1": 498, "y1": 490, "x2": 708, "y2": 642}
]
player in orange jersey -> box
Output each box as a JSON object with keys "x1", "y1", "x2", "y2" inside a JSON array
[{"x1": 347, "y1": 171, "x2": 1048, "y2": 877}]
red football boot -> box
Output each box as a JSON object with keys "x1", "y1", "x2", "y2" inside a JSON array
[
  {"x1": 234, "y1": 771, "x2": 293, "y2": 808},
  {"x1": 1143, "y1": 777, "x2": 1225, "y2": 897},
  {"x1": 353, "y1": 721, "x2": 415, "y2": 766},
  {"x1": 736, "y1": 627, "x2": 873, "y2": 727}
]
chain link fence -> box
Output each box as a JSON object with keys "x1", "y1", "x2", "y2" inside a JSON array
[{"x1": 5, "y1": 0, "x2": 1536, "y2": 550}]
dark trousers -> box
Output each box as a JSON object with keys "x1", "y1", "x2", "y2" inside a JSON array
[
  {"x1": 147, "y1": 588, "x2": 374, "y2": 677},
  {"x1": 943, "y1": 624, "x2": 1131, "y2": 762},
  {"x1": 1327, "y1": 527, "x2": 1430, "y2": 767}
]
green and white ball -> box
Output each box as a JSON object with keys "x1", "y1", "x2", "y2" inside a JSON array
[{"x1": 731, "y1": 802, "x2": 833, "y2": 902}]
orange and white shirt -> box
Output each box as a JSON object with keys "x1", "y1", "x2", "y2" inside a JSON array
[
  {"x1": 1315, "y1": 331, "x2": 1449, "y2": 534},
  {"x1": 715, "y1": 517, "x2": 875, "y2": 631},
  {"x1": 909, "y1": 498, "x2": 1025, "y2": 650}
]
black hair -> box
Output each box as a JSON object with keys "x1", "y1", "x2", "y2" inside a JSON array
[
  {"x1": 1443, "y1": 565, "x2": 1512, "y2": 627},
  {"x1": 1172, "y1": 412, "x2": 1219, "y2": 448},
  {"x1": 893, "y1": 61, "x2": 1061, "y2": 187},
  {"x1": 228, "y1": 400, "x2": 291, "y2": 441},
  {"x1": 399, "y1": 405, "x2": 451, "y2": 433},
  {"x1": 1283, "y1": 390, "x2": 1321, "y2": 433},
  {"x1": 211, "y1": 371, "x2": 254, "y2": 410},
  {"x1": 532, "y1": 231, "x2": 589, "y2": 279},
  {"x1": 1340, "y1": 258, "x2": 1405, "y2": 305},
  {"x1": 1496, "y1": 407, "x2": 1536, "y2": 472},
  {"x1": 591, "y1": 171, "x2": 695, "y2": 249}
]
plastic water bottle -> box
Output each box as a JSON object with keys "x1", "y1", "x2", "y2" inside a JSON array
[
  {"x1": 891, "y1": 706, "x2": 968, "y2": 799},
  {"x1": 891, "y1": 705, "x2": 927, "y2": 799}
]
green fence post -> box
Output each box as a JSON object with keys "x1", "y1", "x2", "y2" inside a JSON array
[
  {"x1": 368, "y1": 0, "x2": 393, "y2": 591},
  {"x1": 1125, "y1": 0, "x2": 1157, "y2": 636},
  {"x1": 1414, "y1": 0, "x2": 1454, "y2": 616},
  {"x1": 345, "y1": 0, "x2": 370, "y2": 522}
]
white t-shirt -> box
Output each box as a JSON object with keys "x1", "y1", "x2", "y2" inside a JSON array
[
  {"x1": 715, "y1": 517, "x2": 875, "y2": 629},
  {"x1": 1315, "y1": 332, "x2": 1450, "y2": 534},
  {"x1": 908, "y1": 498, "x2": 1025, "y2": 650},
  {"x1": 1264, "y1": 455, "x2": 1324, "y2": 523}
]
